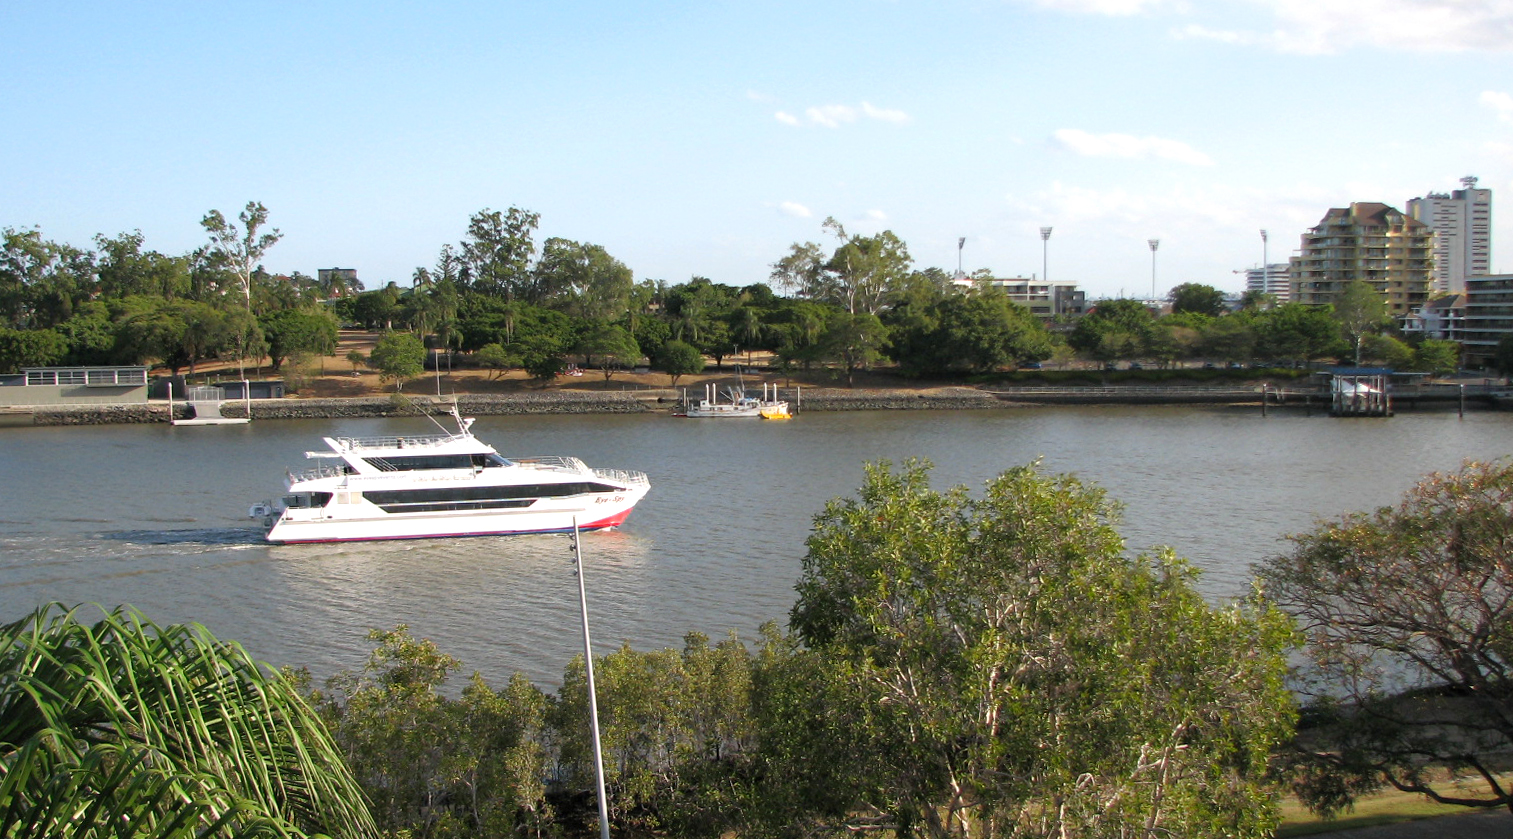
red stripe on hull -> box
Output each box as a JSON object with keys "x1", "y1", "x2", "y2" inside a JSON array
[{"x1": 270, "y1": 510, "x2": 638, "y2": 545}]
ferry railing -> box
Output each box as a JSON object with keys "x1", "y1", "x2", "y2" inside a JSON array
[
  {"x1": 512, "y1": 456, "x2": 587, "y2": 473},
  {"x1": 593, "y1": 467, "x2": 650, "y2": 485},
  {"x1": 333, "y1": 432, "x2": 455, "y2": 451},
  {"x1": 287, "y1": 463, "x2": 351, "y2": 483}
]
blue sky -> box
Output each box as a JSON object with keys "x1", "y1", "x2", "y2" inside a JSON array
[{"x1": 5, "y1": 0, "x2": 1511, "y2": 300}]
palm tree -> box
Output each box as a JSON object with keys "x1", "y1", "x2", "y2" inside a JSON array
[{"x1": 0, "y1": 603, "x2": 378, "y2": 839}]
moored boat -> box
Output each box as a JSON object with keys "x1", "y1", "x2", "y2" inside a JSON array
[
  {"x1": 248, "y1": 407, "x2": 650, "y2": 543},
  {"x1": 676, "y1": 381, "x2": 790, "y2": 419}
]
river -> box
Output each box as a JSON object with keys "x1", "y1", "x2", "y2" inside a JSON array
[{"x1": 0, "y1": 404, "x2": 1507, "y2": 688}]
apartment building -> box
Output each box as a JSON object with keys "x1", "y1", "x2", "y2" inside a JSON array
[
  {"x1": 1289, "y1": 202, "x2": 1432, "y2": 316},
  {"x1": 1407, "y1": 176, "x2": 1492, "y2": 294},
  {"x1": 1244, "y1": 263, "x2": 1292, "y2": 302},
  {"x1": 1462, "y1": 274, "x2": 1513, "y2": 367},
  {"x1": 1400, "y1": 294, "x2": 1465, "y2": 342}
]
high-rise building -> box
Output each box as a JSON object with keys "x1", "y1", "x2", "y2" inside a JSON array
[
  {"x1": 1407, "y1": 176, "x2": 1493, "y2": 294},
  {"x1": 1289, "y1": 202, "x2": 1433, "y2": 316},
  {"x1": 1244, "y1": 264, "x2": 1292, "y2": 302}
]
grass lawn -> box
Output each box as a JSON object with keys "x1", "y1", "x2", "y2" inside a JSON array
[{"x1": 1277, "y1": 788, "x2": 1490, "y2": 837}]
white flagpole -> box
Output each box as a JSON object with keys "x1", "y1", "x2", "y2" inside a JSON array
[{"x1": 571, "y1": 517, "x2": 612, "y2": 839}]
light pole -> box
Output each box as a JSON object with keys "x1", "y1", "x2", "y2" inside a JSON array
[
  {"x1": 1260, "y1": 229, "x2": 1269, "y2": 298},
  {"x1": 957, "y1": 237, "x2": 965, "y2": 279},
  {"x1": 1148, "y1": 239, "x2": 1160, "y2": 302},
  {"x1": 1040, "y1": 227, "x2": 1053, "y2": 282}
]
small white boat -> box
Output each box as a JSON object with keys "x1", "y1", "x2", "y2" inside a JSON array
[
  {"x1": 676, "y1": 381, "x2": 789, "y2": 419},
  {"x1": 249, "y1": 406, "x2": 650, "y2": 543}
]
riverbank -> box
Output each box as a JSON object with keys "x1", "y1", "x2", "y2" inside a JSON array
[
  {"x1": 6, "y1": 383, "x2": 1288, "y2": 426},
  {"x1": 7, "y1": 381, "x2": 1499, "y2": 426}
]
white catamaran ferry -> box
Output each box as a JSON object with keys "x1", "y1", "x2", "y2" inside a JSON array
[{"x1": 249, "y1": 408, "x2": 650, "y2": 544}]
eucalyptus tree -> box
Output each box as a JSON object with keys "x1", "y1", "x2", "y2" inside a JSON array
[
  {"x1": 820, "y1": 217, "x2": 912, "y2": 314},
  {"x1": 787, "y1": 461, "x2": 1297, "y2": 838},
  {"x1": 461, "y1": 206, "x2": 539, "y2": 299},
  {"x1": 819, "y1": 311, "x2": 888, "y2": 386},
  {"x1": 1332, "y1": 281, "x2": 1388, "y2": 365},
  {"x1": 201, "y1": 202, "x2": 281, "y2": 378},
  {"x1": 200, "y1": 201, "x2": 281, "y2": 312},
  {"x1": 769, "y1": 241, "x2": 826, "y2": 298},
  {"x1": 533, "y1": 237, "x2": 634, "y2": 321},
  {"x1": 0, "y1": 603, "x2": 377, "y2": 839}
]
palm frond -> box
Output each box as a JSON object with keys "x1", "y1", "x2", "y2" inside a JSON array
[{"x1": 0, "y1": 603, "x2": 379, "y2": 839}]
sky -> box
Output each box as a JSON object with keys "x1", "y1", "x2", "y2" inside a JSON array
[{"x1": 4, "y1": 0, "x2": 1512, "y2": 301}]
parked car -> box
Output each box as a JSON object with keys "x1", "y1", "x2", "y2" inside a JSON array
[{"x1": 1020, "y1": 361, "x2": 1043, "y2": 370}]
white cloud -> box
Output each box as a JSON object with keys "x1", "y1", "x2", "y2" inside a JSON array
[
  {"x1": 747, "y1": 90, "x2": 777, "y2": 103},
  {"x1": 779, "y1": 201, "x2": 813, "y2": 218},
  {"x1": 806, "y1": 104, "x2": 859, "y2": 128},
  {"x1": 1028, "y1": 0, "x2": 1167, "y2": 15},
  {"x1": 1172, "y1": 23, "x2": 1252, "y2": 45},
  {"x1": 863, "y1": 209, "x2": 889, "y2": 222},
  {"x1": 1481, "y1": 90, "x2": 1513, "y2": 123},
  {"x1": 1178, "y1": 0, "x2": 1513, "y2": 54},
  {"x1": 773, "y1": 102, "x2": 911, "y2": 128},
  {"x1": 1051, "y1": 128, "x2": 1214, "y2": 166},
  {"x1": 861, "y1": 101, "x2": 911, "y2": 124}
]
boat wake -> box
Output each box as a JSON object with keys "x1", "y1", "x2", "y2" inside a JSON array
[{"x1": 101, "y1": 527, "x2": 268, "y2": 547}]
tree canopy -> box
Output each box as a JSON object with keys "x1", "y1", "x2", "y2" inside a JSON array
[
  {"x1": 1259, "y1": 460, "x2": 1513, "y2": 816},
  {"x1": 789, "y1": 460, "x2": 1297, "y2": 838},
  {"x1": 368, "y1": 331, "x2": 426, "y2": 392}
]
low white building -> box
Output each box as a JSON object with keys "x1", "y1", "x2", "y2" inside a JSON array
[{"x1": 950, "y1": 277, "x2": 1087, "y2": 318}]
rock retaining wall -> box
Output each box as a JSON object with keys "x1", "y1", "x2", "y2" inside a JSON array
[{"x1": 794, "y1": 388, "x2": 1006, "y2": 411}]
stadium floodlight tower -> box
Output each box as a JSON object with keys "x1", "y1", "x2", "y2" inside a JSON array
[
  {"x1": 1148, "y1": 239, "x2": 1160, "y2": 301},
  {"x1": 1041, "y1": 227, "x2": 1053, "y2": 282}
]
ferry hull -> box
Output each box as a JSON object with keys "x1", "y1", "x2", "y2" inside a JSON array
[{"x1": 265, "y1": 494, "x2": 643, "y2": 544}]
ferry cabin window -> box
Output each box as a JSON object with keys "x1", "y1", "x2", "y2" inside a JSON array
[
  {"x1": 361, "y1": 453, "x2": 509, "y2": 472},
  {"x1": 282, "y1": 492, "x2": 333, "y2": 508},
  {"x1": 363, "y1": 482, "x2": 619, "y2": 512}
]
